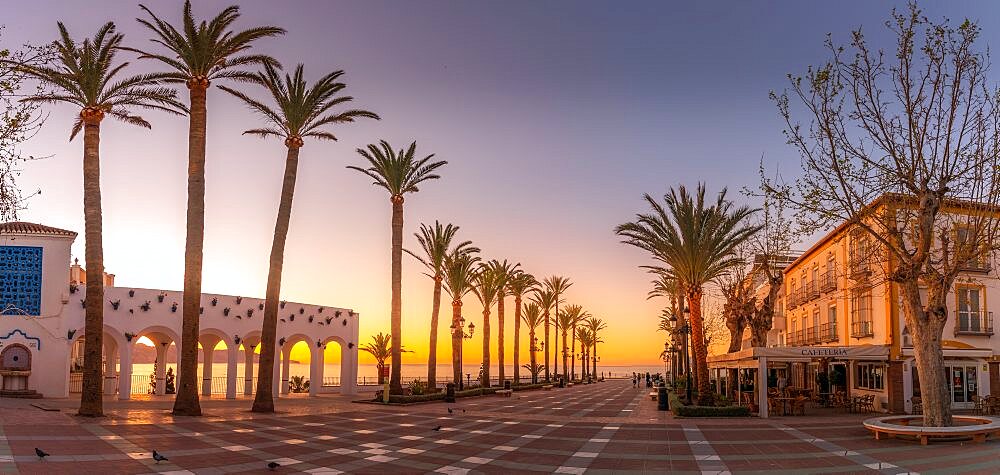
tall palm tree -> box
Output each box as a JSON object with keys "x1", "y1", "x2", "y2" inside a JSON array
[
  {"x1": 616, "y1": 183, "x2": 759, "y2": 404},
  {"x1": 530, "y1": 288, "x2": 558, "y2": 382},
  {"x1": 349, "y1": 141, "x2": 446, "y2": 393},
  {"x1": 506, "y1": 271, "x2": 537, "y2": 385},
  {"x1": 556, "y1": 308, "x2": 575, "y2": 381},
  {"x1": 560, "y1": 304, "x2": 588, "y2": 381},
  {"x1": 585, "y1": 317, "x2": 606, "y2": 380},
  {"x1": 16, "y1": 22, "x2": 183, "y2": 417},
  {"x1": 521, "y1": 302, "x2": 544, "y2": 384},
  {"x1": 471, "y1": 262, "x2": 503, "y2": 388},
  {"x1": 442, "y1": 249, "x2": 480, "y2": 388},
  {"x1": 131, "y1": 0, "x2": 284, "y2": 416},
  {"x1": 406, "y1": 222, "x2": 477, "y2": 391},
  {"x1": 222, "y1": 63, "x2": 378, "y2": 412},
  {"x1": 485, "y1": 259, "x2": 519, "y2": 385},
  {"x1": 360, "y1": 332, "x2": 411, "y2": 385},
  {"x1": 543, "y1": 276, "x2": 572, "y2": 378}
]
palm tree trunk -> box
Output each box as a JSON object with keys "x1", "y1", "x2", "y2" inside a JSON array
[
  {"x1": 78, "y1": 116, "x2": 104, "y2": 417},
  {"x1": 252, "y1": 144, "x2": 300, "y2": 413},
  {"x1": 174, "y1": 81, "x2": 209, "y2": 417},
  {"x1": 570, "y1": 323, "x2": 577, "y2": 380},
  {"x1": 561, "y1": 327, "x2": 568, "y2": 381},
  {"x1": 553, "y1": 304, "x2": 559, "y2": 378},
  {"x1": 389, "y1": 196, "x2": 404, "y2": 394},
  {"x1": 377, "y1": 362, "x2": 385, "y2": 385},
  {"x1": 481, "y1": 308, "x2": 491, "y2": 387},
  {"x1": 513, "y1": 294, "x2": 521, "y2": 385},
  {"x1": 687, "y1": 286, "x2": 711, "y2": 405},
  {"x1": 529, "y1": 327, "x2": 537, "y2": 384},
  {"x1": 592, "y1": 340, "x2": 597, "y2": 381},
  {"x1": 451, "y1": 299, "x2": 462, "y2": 388},
  {"x1": 427, "y1": 276, "x2": 442, "y2": 390},
  {"x1": 543, "y1": 310, "x2": 550, "y2": 382},
  {"x1": 497, "y1": 295, "x2": 505, "y2": 386}
]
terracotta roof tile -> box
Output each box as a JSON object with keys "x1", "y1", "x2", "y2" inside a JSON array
[{"x1": 0, "y1": 221, "x2": 78, "y2": 236}]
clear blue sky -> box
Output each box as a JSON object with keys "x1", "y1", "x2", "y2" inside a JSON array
[{"x1": 6, "y1": 1, "x2": 999, "y2": 363}]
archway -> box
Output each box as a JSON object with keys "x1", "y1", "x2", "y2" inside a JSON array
[
  {"x1": 320, "y1": 336, "x2": 357, "y2": 394},
  {"x1": 276, "y1": 333, "x2": 315, "y2": 396},
  {"x1": 67, "y1": 326, "x2": 127, "y2": 398},
  {"x1": 131, "y1": 325, "x2": 181, "y2": 398},
  {"x1": 238, "y1": 331, "x2": 261, "y2": 396},
  {"x1": 198, "y1": 329, "x2": 235, "y2": 399}
]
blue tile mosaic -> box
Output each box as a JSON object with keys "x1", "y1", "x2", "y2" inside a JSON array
[{"x1": 0, "y1": 246, "x2": 43, "y2": 315}]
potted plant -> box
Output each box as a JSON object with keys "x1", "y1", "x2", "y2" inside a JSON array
[
  {"x1": 223, "y1": 307, "x2": 231, "y2": 316},
  {"x1": 211, "y1": 297, "x2": 218, "y2": 307},
  {"x1": 308, "y1": 315, "x2": 314, "y2": 323},
  {"x1": 280, "y1": 301, "x2": 286, "y2": 309},
  {"x1": 140, "y1": 301, "x2": 151, "y2": 312},
  {"x1": 109, "y1": 299, "x2": 121, "y2": 310},
  {"x1": 259, "y1": 303, "x2": 265, "y2": 311},
  {"x1": 236, "y1": 296, "x2": 243, "y2": 305},
  {"x1": 279, "y1": 337, "x2": 286, "y2": 347},
  {"x1": 157, "y1": 292, "x2": 166, "y2": 303},
  {"x1": 69, "y1": 284, "x2": 78, "y2": 294},
  {"x1": 247, "y1": 309, "x2": 254, "y2": 318},
  {"x1": 299, "y1": 307, "x2": 305, "y2": 314},
  {"x1": 171, "y1": 302, "x2": 178, "y2": 313},
  {"x1": 128, "y1": 289, "x2": 135, "y2": 298},
  {"x1": 125, "y1": 332, "x2": 136, "y2": 342}
]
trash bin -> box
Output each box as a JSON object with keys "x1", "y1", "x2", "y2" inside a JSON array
[
  {"x1": 444, "y1": 383, "x2": 456, "y2": 403},
  {"x1": 657, "y1": 383, "x2": 669, "y2": 411},
  {"x1": 504, "y1": 380, "x2": 511, "y2": 390},
  {"x1": 559, "y1": 377, "x2": 565, "y2": 388}
]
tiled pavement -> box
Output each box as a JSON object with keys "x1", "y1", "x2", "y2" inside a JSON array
[{"x1": 0, "y1": 381, "x2": 998, "y2": 474}]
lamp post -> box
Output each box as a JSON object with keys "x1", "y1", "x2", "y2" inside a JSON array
[
  {"x1": 669, "y1": 308, "x2": 693, "y2": 403},
  {"x1": 450, "y1": 317, "x2": 475, "y2": 390}
]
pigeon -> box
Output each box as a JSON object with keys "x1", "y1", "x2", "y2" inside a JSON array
[
  {"x1": 152, "y1": 451, "x2": 168, "y2": 463},
  {"x1": 432, "y1": 426, "x2": 442, "y2": 431},
  {"x1": 447, "y1": 408, "x2": 453, "y2": 414},
  {"x1": 462, "y1": 409, "x2": 466, "y2": 413},
  {"x1": 35, "y1": 448, "x2": 49, "y2": 459},
  {"x1": 267, "y1": 461, "x2": 280, "y2": 470}
]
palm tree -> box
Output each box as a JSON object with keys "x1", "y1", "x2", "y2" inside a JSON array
[
  {"x1": 585, "y1": 317, "x2": 606, "y2": 380},
  {"x1": 16, "y1": 22, "x2": 183, "y2": 417},
  {"x1": 616, "y1": 183, "x2": 759, "y2": 404},
  {"x1": 360, "y1": 332, "x2": 412, "y2": 385},
  {"x1": 543, "y1": 276, "x2": 572, "y2": 378},
  {"x1": 471, "y1": 262, "x2": 503, "y2": 388},
  {"x1": 521, "y1": 302, "x2": 544, "y2": 384},
  {"x1": 442, "y1": 249, "x2": 480, "y2": 388},
  {"x1": 560, "y1": 304, "x2": 588, "y2": 381},
  {"x1": 221, "y1": 63, "x2": 377, "y2": 412},
  {"x1": 406, "y1": 222, "x2": 477, "y2": 391},
  {"x1": 530, "y1": 288, "x2": 558, "y2": 382},
  {"x1": 506, "y1": 271, "x2": 537, "y2": 385},
  {"x1": 349, "y1": 140, "x2": 447, "y2": 394},
  {"x1": 131, "y1": 0, "x2": 284, "y2": 416},
  {"x1": 485, "y1": 259, "x2": 519, "y2": 385}
]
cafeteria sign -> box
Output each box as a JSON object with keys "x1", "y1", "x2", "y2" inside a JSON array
[{"x1": 760, "y1": 345, "x2": 889, "y2": 359}]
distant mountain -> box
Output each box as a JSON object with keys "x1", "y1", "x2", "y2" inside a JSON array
[{"x1": 131, "y1": 345, "x2": 268, "y2": 364}]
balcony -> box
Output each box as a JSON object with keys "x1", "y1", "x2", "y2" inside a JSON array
[
  {"x1": 819, "y1": 322, "x2": 838, "y2": 342},
  {"x1": 958, "y1": 255, "x2": 991, "y2": 274},
  {"x1": 805, "y1": 281, "x2": 819, "y2": 301},
  {"x1": 954, "y1": 310, "x2": 994, "y2": 336},
  {"x1": 787, "y1": 290, "x2": 799, "y2": 310},
  {"x1": 849, "y1": 260, "x2": 871, "y2": 279},
  {"x1": 851, "y1": 320, "x2": 874, "y2": 338},
  {"x1": 820, "y1": 269, "x2": 837, "y2": 293}
]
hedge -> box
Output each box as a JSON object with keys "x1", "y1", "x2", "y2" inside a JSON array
[{"x1": 669, "y1": 392, "x2": 750, "y2": 418}]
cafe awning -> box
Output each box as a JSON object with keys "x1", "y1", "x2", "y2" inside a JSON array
[{"x1": 708, "y1": 345, "x2": 890, "y2": 367}]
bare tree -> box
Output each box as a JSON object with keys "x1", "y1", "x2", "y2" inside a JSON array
[{"x1": 770, "y1": 3, "x2": 1000, "y2": 426}]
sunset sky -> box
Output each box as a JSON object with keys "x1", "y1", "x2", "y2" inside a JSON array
[{"x1": 9, "y1": 1, "x2": 1000, "y2": 367}]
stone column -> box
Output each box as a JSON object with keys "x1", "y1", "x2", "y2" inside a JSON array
[
  {"x1": 281, "y1": 345, "x2": 291, "y2": 395},
  {"x1": 342, "y1": 344, "x2": 358, "y2": 395},
  {"x1": 201, "y1": 342, "x2": 215, "y2": 397},
  {"x1": 309, "y1": 344, "x2": 322, "y2": 397},
  {"x1": 118, "y1": 342, "x2": 132, "y2": 400},
  {"x1": 103, "y1": 341, "x2": 118, "y2": 396},
  {"x1": 155, "y1": 343, "x2": 168, "y2": 395},
  {"x1": 272, "y1": 346, "x2": 281, "y2": 396},
  {"x1": 244, "y1": 346, "x2": 255, "y2": 395},
  {"x1": 226, "y1": 345, "x2": 238, "y2": 399}
]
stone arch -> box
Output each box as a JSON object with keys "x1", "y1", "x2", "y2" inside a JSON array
[
  {"x1": 236, "y1": 330, "x2": 263, "y2": 397},
  {"x1": 131, "y1": 324, "x2": 181, "y2": 397},
  {"x1": 278, "y1": 333, "x2": 315, "y2": 395},
  {"x1": 319, "y1": 335, "x2": 353, "y2": 392},
  {"x1": 67, "y1": 325, "x2": 128, "y2": 397},
  {"x1": 197, "y1": 327, "x2": 235, "y2": 397}
]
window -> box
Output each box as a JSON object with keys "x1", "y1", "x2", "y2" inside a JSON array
[
  {"x1": 811, "y1": 308, "x2": 820, "y2": 343},
  {"x1": 850, "y1": 287, "x2": 873, "y2": 337},
  {"x1": 956, "y1": 286, "x2": 984, "y2": 333},
  {"x1": 850, "y1": 233, "x2": 871, "y2": 275},
  {"x1": 855, "y1": 363, "x2": 885, "y2": 390},
  {"x1": 0, "y1": 246, "x2": 43, "y2": 316},
  {"x1": 955, "y1": 225, "x2": 989, "y2": 270},
  {"x1": 826, "y1": 304, "x2": 838, "y2": 341}
]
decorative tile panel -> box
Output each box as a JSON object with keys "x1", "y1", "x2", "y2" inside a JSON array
[{"x1": 0, "y1": 246, "x2": 43, "y2": 315}]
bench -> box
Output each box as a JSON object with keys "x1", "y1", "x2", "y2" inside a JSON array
[
  {"x1": 566, "y1": 383, "x2": 574, "y2": 387},
  {"x1": 495, "y1": 389, "x2": 512, "y2": 398},
  {"x1": 863, "y1": 415, "x2": 1000, "y2": 445},
  {"x1": 542, "y1": 385, "x2": 554, "y2": 391},
  {"x1": 649, "y1": 392, "x2": 658, "y2": 401}
]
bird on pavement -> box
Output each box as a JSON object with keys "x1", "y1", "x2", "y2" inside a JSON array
[
  {"x1": 432, "y1": 426, "x2": 442, "y2": 431},
  {"x1": 35, "y1": 448, "x2": 49, "y2": 460},
  {"x1": 267, "y1": 461, "x2": 280, "y2": 470},
  {"x1": 447, "y1": 408, "x2": 453, "y2": 414},
  {"x1": 152, "y1": 451, "x2": 168, "y2": 463}
]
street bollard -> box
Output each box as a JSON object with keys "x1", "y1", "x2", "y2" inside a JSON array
[
  {"x1": 658, "y1": 383, "x2": 669, "y2": 411},
  {"x1": 445, "y1": 382, "x2": 456, "y2": 403}
]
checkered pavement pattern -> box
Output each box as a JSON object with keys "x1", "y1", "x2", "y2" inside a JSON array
[{"x1": 0, "y1": 381, "x2": 997, "y2": 474}]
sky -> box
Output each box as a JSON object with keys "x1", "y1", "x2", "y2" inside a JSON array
[{"x1": 7, "y1": 1, "x2": 1000, "y2": 367}]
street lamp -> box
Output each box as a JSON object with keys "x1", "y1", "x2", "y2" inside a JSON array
[
  {"x1": 669, "y1": 307, "x2": 693, "y2": 403},
  {"x1": 450, "y1": 317, "x2": 475, "y2": 389}
]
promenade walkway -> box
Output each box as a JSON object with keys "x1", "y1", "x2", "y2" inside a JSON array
[{"x1": 0, "y1": 380, "x2": 996, "y2": 473}]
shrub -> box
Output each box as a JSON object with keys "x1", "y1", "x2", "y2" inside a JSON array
[
  {"x1": 386, "y1": 392, "x2": 445, "y2": 404},
  {"x1": 408, "y1": 379, "x2": 427, "y2": 395},
  {"x1": 669, "y1": 392, "x2": 749, "y2": 417}
]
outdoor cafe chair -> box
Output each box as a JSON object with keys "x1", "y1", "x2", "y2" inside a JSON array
[
  {"x1": 910, "y1": 396, "x2": 922, "y2": 415},
  {"x1": 790, "y1": 395, "x2": 807, "y2": 416}
]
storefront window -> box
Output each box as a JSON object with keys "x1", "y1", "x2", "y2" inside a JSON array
[{"x1": 855, "y1": 363, "x2": 884, "y2": 390}]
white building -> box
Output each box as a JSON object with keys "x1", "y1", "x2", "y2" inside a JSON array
[{"x1": 0, "y1": 221, "x2": 360, "y2": 399}]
